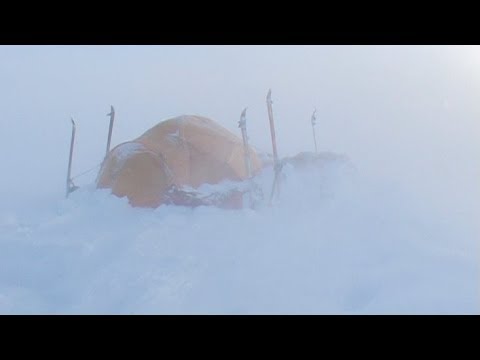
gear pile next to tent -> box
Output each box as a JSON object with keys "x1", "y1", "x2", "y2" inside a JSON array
[{"x1": 95, "y1": 115, "x2": 263, "y2": 209}]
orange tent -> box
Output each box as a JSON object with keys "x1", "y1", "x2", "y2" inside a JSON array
[{"x1": 96, "y1": 115, "x2": 263, "y2": 208}]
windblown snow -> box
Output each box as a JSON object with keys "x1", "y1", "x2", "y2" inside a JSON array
[{"x1": 0, "y1": 158, "x2": 478, "y2": 314}]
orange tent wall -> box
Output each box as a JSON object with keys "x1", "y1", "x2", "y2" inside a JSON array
[{"x1": 96, "y1": 115, "x2": 262, "y2": 208}]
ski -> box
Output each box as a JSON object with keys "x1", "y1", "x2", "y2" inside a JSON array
[
  {"x1": 66, "y1": 117, "x2": 78, "y2": 198},
  {"x1": 239, "y1": 108, "x2": 254, "y2": 207},
  {"x1": 239, "y1": 108, "x2": 252, "y2": 179},
  {"x1": 105, "y1": 105, "x2": 115, "y2": 157},
  {"x1": 266, "y1": 89, "x2": 279, "y2": 165},
  {"x1": 311, "y1": 108, "x2": 318, "y2": 153},
  {"x1": 266, "y1": 89, "x2": 281, "y2": 204}
]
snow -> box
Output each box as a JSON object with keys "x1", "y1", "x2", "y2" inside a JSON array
[
  {"x1": 112, "y1": 142, "x2": 147, "y2": 163},
  {"x1": 0, "y1": 158, "x2": 477, "y2": 314}
]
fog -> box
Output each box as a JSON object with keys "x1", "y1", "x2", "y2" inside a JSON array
[
  {"x1": 0, "y1": 45, "x2": 478, "y2": 313},
  {"x1": 1, "y1": 46, "x2": 479, "y2": 200}
]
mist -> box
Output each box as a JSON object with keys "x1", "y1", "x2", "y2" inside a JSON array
[{"x1": 0, "y1": 45, "x2": 478, "y2": 313}]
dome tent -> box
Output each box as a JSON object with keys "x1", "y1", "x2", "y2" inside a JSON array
[{"x1": 96, "y1": 115, "x2": 263, "y2": 208}]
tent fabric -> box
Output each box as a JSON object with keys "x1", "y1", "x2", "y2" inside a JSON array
[{"x1": 96, "y1": 115, "x2": 262, "y2": 208}]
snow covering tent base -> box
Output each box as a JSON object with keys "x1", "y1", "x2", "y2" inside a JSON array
[{"x1": 96, "y1": 115, "x2": 263, "y2": 208}]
